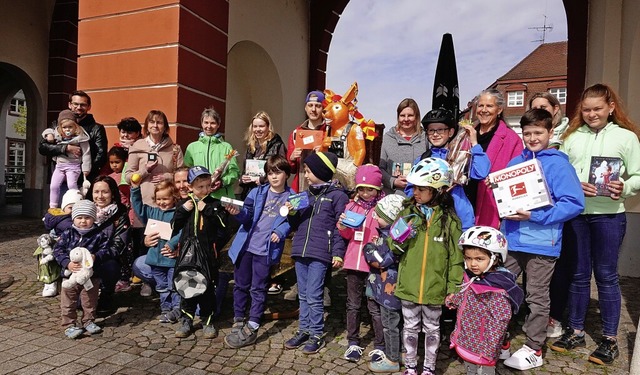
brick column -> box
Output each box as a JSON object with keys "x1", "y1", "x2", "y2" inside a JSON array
[{"x1": 77, "y1": 0, "x2": 229, "y2": 147}]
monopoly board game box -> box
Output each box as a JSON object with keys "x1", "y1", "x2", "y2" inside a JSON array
[{"x1": 489, "y1": 159, "x2": 553, "y2": 218}]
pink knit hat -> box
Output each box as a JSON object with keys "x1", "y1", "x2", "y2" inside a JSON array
[{"x1": 355, "y1": 164, "x2": 382, "y2": 190}]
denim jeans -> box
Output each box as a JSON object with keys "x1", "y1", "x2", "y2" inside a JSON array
[
  {"x1": 233, "y1": 251, "x2": 270, "y2": 325},
  {"x1": 380, "y1": 304, "x2": 402, "y2": 363},
  {"x1": 133, "y1": 254, "x2": 229, "y2": 316},
  {"x1": 151, "y1": 265, "x2": 179, "y2": 312},
  {"x1": 132, "y1": 255, "x2": 154, "y2": 285},
  {"x1": 566, "y1": 213, "x2": 626, "y2": 337},
  {"x1": 295, "y1": 257, "x2": 329, "y2": 336}
]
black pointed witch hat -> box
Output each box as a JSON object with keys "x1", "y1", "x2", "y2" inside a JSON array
[{"x1": 432, "y1": 33, "x2": 460, "y2": 122}]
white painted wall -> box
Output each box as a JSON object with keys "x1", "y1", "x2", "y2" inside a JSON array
[{"x1": 585, "y1": 0, "x2": 640, "y2": 276}]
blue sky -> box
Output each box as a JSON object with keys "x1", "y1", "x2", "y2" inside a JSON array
[{"x1": 326, "y1": 0, "x2": 568, "y2": 128}]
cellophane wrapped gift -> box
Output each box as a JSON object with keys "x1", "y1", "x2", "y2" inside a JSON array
[{"x1": 446, "y1": 124, "x2": 472, "y2": 185}]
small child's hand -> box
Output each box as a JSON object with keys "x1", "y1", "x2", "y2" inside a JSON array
[
  {"x1": 337, "y1": 213, "x2": 347, "y2": 229},
  {"x1": 197, "y1": 200, "x2": 206, "y2": 211},
  {"x1": 183, "y1": 200, "x2": 194, "y2": 211},
  {"x1": 445, "y1": 294, "x2": 456, "y2": 309},
  {"x1": 45, "y1": 134, "x2": 55, "y2": 143},
  {"x1": 270, "y1": 232, "x2": 280, "y2": 243},
  {"x1": 484, "y1": 176, "x2": 492, "y2": 188},
  {"x1": 68, "y1": 261, "x2": 82, "y2": 273},
  {"x1": 224, "y1": 204, "x2": 240, "y2": 215},
  {"x1": 332, "y1": 256, "x2": 343, "y2": 269},
  {"x1": 504, "y1": 209, "x2": 531, "y2": 221}
]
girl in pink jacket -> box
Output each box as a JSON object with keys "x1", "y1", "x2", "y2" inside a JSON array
[{"x1": 337, "y1": 164, "x2": 386, "y2": 363}]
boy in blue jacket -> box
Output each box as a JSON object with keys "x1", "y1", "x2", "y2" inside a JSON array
[
  {"x1": 405, "y1": 108, "x2": 490, "y2": 230},
  {"x1": 500, "y1": 109, "x2": 585, "y2": 371},
  {"x1": 223, "y1": 155, "x2": 295, "y2": 348},
  {"x1": 283, "y1": 151, "x2": 348, "y2": 354}
]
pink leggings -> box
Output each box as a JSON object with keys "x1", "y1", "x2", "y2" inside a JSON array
[{"x1": 50, "y1": 162, "x2": 81, "y2": 208}]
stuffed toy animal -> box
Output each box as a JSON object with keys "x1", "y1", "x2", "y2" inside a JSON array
[
  {"x1": 37, "y1": 234, "x2": 55, "y2": 265},
  {"x1": 62, "y1": 247, "x2": 94, "y2": 290}
]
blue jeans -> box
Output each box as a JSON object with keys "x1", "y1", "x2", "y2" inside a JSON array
[
  {"x1": 151, "y1": 265, "x2": 179, "y2": 312},
  {"x1": 133, "y1": 255, "x2": 230, "y2": 316},
  {"x1": 566, "y1": 213, "x2": 626, "y2": 337},
  {"x1": 380, "y1": 304, "x2": 403, "y2": 363},
  {"x1": 294, "y1": 257, "x2": 328, "y2": 336},
  {"x1": 233, "y1": 251, "x2": 270, "y2": 325},
  {"x1": 132, "y1": 255, "x2": 154, "y2": 285}
]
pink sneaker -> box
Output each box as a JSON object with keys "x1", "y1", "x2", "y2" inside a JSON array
[{"x1": 115, "y1": 280, "x2": 131, "y2": 293}]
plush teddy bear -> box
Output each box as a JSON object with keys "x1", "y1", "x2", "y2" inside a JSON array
[
  {"x1": 37, "y1": 234, "x2": 55, "y2": 265},
  {"x1": 62, "y1": 247, "x2": 94, "y2": 290}
]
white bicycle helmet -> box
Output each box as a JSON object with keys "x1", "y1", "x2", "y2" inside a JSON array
[
  {"x1": 405, "y1": 157, "x2": 453, "y2": 189},
  {"x1": 458, "y1": 226, "x2": 508, "y2": 273}
]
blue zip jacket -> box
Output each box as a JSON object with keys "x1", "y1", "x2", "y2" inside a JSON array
[
  {"x1": 289, "y1": 182, "x2": 349, "y2": 263},
  {"x1": 405, "y1": 145, "x2": 490, "y2": 230},
  {"x1": 228, "y1": 183, "x2": 295, "y2": 266},
  {"x1": 501, "y1": 148, "x2": 585, "y2": 257},
  {"x1": 130, "y1": 186, "x2": 181, "y2": 267}
]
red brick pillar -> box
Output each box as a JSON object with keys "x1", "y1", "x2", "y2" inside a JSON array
[{"x1": 77, "y1": 0, "x2": 229, "y2": 147}]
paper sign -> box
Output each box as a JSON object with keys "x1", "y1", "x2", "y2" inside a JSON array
[{"x1": 144, "y1": 219, "x2": 173, "y2": 240}]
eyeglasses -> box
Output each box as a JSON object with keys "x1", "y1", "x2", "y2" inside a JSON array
[
  {"x1": 70, "y1": 102, "x2": 88, "y2": 108},
  {"x1": 427, "y1": 128, "x2": 448, "y2": 135}
]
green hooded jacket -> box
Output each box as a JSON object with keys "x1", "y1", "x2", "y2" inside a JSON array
[
  {"x1": 388, "y1": 204, "x2": 464, "y2": 305},
  {"x1": 184, "y1": 134, "x2": 240, "y2": 199}
]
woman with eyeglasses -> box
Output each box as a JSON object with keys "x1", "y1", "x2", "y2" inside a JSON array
[
  {"x1": 404, "y1": 108, "x2": 490, "y2": 231},
  {"x1": 466, "y1": 89, "x2": 523, "y2": 229},
  {"x1": 379, "y1": 98, "x2": 429, "y2": 195}
]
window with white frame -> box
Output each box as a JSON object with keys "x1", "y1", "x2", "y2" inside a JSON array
[
  {"x1": 9, "y1": 98, "x2": 26, "y2": 115},
  {"x1": 507, "y1": 91, "x2": 524, "y2": 107},
  {"x1": 549, "y1": 88, "x2": 567, "y2": 104}
]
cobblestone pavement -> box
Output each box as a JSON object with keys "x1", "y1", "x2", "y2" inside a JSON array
[{"x1": 0, "y1": 216, "x2": 636, "y2": 374}]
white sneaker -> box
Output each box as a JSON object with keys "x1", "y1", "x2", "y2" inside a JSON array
[
  {"x1": 283, "y1": 283, "x2": 298, "y2": 301},
  {"x1": 499, "y1": 347, "x2": 511, "y2": 360},
  {"x1": 42, "y1": 283, "x2": 57, "y2": 297},
  {"x1": 503, "y1": 345, "x2": 543, "y2": 370},
  {"x1": 547, "y1": 318, "x2": 564, "y2": 338}
]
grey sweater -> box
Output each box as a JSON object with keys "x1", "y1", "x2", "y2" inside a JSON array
[{"x1": 379, "y1": 128, "x2": 428, "y2": 195}]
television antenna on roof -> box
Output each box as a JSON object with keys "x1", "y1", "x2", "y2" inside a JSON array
[{"x1": 529, "y1": 15, "x2": 553, "y2": 44}]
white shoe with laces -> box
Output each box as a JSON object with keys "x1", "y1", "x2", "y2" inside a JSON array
[
  {"x1": 547, "y1": 318, "x2": 564, "y2": 338},
  {"x1": 503, "y1": 345, "x2": 543, "y2": 370}
]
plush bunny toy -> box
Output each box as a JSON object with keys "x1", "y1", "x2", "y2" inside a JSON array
[{"x1": 62, "y1": 247, "x2": 94, "y2": 290}]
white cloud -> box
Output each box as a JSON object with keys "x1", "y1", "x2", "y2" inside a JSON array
[{"x1": 326, "y1": 0, "x2": 568, "y2": 128}]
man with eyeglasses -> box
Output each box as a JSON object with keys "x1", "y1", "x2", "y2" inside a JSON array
[{"x1": 40, "y1": 90, "x2": 108, "y2": 185}]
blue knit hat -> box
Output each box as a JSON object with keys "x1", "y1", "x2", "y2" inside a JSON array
[{"x1": 303, "y1": 151, "x2": 337, "y2": 183}]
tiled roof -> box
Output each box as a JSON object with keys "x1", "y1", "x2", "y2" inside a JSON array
[{"x1": 498, "y1": 41, "x2": 567, "y2": 81}]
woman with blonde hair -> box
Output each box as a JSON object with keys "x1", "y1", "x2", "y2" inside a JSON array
[{"x1": 239, "y1": 110, "x2": 286, "y2": 199}]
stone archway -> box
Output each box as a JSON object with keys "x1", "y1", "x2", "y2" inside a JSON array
[
  {"x1": 0, "y1": 63, "x2": 46, "y2": 212},
  {"x1": 226, "y1": 40, "x2": 284, "y2": 169}
]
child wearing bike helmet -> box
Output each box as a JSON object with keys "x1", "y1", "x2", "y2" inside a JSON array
[
  {"x1": 404, "y1": 108, "x2": 490, "y2": 231},
  {"x1": 446, "y1": 226, "x2": 524, "y2": 375},
  {"x1": 389, "y1": 157, "x2": 464, "y2": 375}
]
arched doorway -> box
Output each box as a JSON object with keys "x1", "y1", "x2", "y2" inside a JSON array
[
  {"x1": 226, "y1": 40, "x2": 283, "y2": 172},
  {"x1": 0, "y1": 63, "x2": 45, "y2": 213}
]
